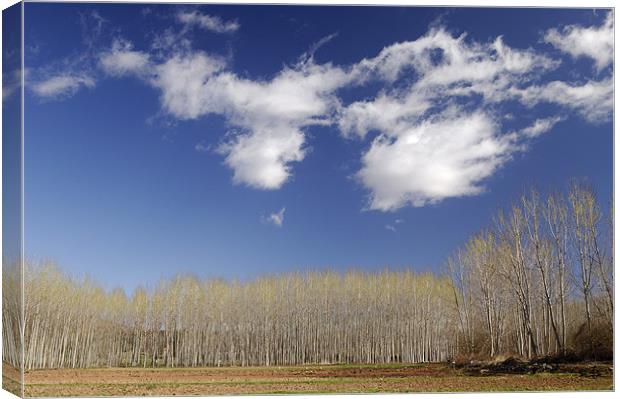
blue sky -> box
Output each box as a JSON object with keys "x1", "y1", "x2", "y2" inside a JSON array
[
  {"x1": 3, "y1": 3, "x2": 22, "y2": 264},
  {"x1": 15, "y1": 4, "x2": 613, "y2": 290}
]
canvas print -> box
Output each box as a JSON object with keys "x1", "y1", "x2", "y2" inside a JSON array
[{"x1": 2, "y1": 1, "x2": 615, "y2": 397}]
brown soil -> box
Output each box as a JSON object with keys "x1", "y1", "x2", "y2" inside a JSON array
[
  {"x1": 17, "y1": 363, "x2": 613, "y2": 397},
  {"x1": 2, "y1": 362, "x2": 22, "y2": 397},
  {"x1": 24, "y1": 363, "x2": 448, "y2": 384}
]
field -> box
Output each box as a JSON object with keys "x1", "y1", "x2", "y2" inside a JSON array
[{"x1": 3, "y1": 362, "x2": 613, "y2": 397}]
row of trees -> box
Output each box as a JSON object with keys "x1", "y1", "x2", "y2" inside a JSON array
[
  {"x1": 447, "y1": 182, "x2": 613, "y2": 359},
  {"x1": 1, "y1": 181, "x2": 613, "y2": 370},
  {"x1": 6, "y1": 267, "x2": 459, "y2": 370}
]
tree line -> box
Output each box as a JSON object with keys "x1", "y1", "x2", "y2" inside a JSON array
[
  {"x1": 1, "y1": 181, "x2": 613, "y2": 370},
  {"x1": 6, "y1": 267, "x2": 458, "y2": 369}
]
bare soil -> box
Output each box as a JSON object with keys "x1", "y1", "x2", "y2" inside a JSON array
[
  {"x1": 2, "y1": 363, "x2": 22, "y2": 397},
  {"x1": 8, "y1": 362, "x2": 613, "y2": 397}
]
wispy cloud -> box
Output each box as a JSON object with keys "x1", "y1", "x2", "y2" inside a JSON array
[
  {"x1": 544, "y1": 12, "x2": 613, "y2": 71},
  {"x1": 194, "y1": 142, "x2": 209, "y2": 152},
  {"x1": 385, "y1": 218, "x2": 404, "y2": 232},
  {"x1": 520, "y1": 116, "x2": 565, "y2": 138},
  {"x1": 79, "y1": 10, "x2": 108, "y2": 48},
  {"x1": 510, "y1": 78, "x2": 613, "y2": 124},
  {"x1": 264, "y1": 207, "x2": 286, "y2": 227},
  {"x1": 177, "y1": 10, "x2": 240, "y2": 34},
  {"x1": 27, "y1": 10, "x2": 109, "y2": 101},
  {"x1": 99, "y1": 39, "x2": 151, "y2": 77},
  {"x1": 30, "y1": 74, "x2": 95, "y2": 99}
]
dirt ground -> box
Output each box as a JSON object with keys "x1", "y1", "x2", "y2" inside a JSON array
[
  {"x1": 3, "y1": 362, "x2": 612, "y2": 397},
  {"x1": 2, "y1": 362, "x2": 22, "y2": 397}
]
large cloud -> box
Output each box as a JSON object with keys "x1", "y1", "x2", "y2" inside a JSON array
[
  {"x1": 211, "y1": 62, "x2": 351, "y2": 189},
  {"x1": 218, "y1": 126, "x2": 306, "y2": 189},
  {"x1": 357, "y1": 111, "x2": 517, "y2": 211},
  {"x1": 339, "y1": 28, "x2": 556, "y2": 210},
  {"x1": 337, "y1": 21, "x2": 612, "y2": 210},
  {"x1": 101, "y1": 40, "x2": 352, "y2": 189}
]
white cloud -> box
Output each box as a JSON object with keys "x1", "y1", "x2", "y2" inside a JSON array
[
  {"x1": 151, "y1": 28, "x2": 192, "y2": 54},
  {"x1": 177, "y1": 10, "x2": 240, "y2": 34},
  {"x1": 219, "y1": 126, "x2": 306, "y2": 189},
  {"x1": 385, "y1": 224, "x2": 397, "y2": 232},
  {"x1": 96, "y1": 37, "x2": 352, "y2": 189},
  {"x1": 339, "y1": 92, "x2": 431, "y2": 139},
  {"x1": 520, "y1": 116, "x2": 564, "y2": 138},
  {"x1": 339, "y1": 27, "x2": 565, "y2": 210},
  {"x1": 30, "y1": 74, "x2": 95, "y2": 99},
  {"x1": 151, "y1": 51, "x2": 227, "y2": 119},
  {"x1": 544, "y1": 12, "x2": 614, "y2": 71},
  {"x1": 513, "y1": 78, "x2": 613, "y2": 124},
  {"x1": 26, "y1": 11, "x2": 111, "y2": 101},
  {"x1": 146, "y1": 50, "x2": 350, "y2": 189},
  {"x1": 357, "y1": 111, "x2": 517, "y2": 211},
  {"x1": 340, "y1": 28, "x2": 559, "y2": 142},
  {"x1": 99, "y1": 39, "x2": 151, "y2": 77},
  {"x1": 351, "y1": 28, "x2": 557, "y2": 88},
  {"x1": 264, "y1": 207, "x2": 286, "y2": 227},
  {"x1": 213, "y1": 65, "x2": 350, "y2": 189}
]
